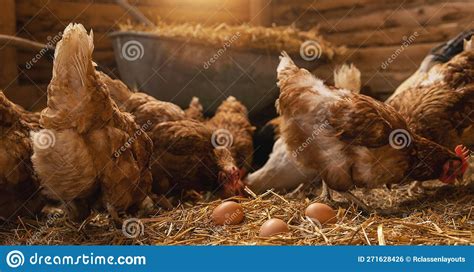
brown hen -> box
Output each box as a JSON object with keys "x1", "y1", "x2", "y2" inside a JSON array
[
  {"x1": 387, "y1": 35, "x2": 474, "y2": 150},
  {"x1": 97, "y1": 72, "x2": 231, "y2": 203},
  {"x1": 276, "y1": 52, "x2": 468, "y2": 213},
  {"x1": 206, "y1": 96, "x2": 255, "y2": 174},
  {"x1": 150, "y1": 119, "x2": 242, "y2": 198},
  {"x1": 97, "y1": 71, "x2": 186, "y2": 127},
  {"x1": 246, "y1": 64, "x2": 361, "y2": 193},
  {"x1": 31, "y1": 23, "x2": 153, "y2": 223},
  {"x1": 0, "y1": 92, "x2": 44, "y2": 221}
]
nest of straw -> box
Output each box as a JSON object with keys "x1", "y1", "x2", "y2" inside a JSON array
[
  {"x1": 1, "y1": 181, "x2": 472, "y2": 245},
  {"x1": 118, "y1": 20, "x2": 346, "y2": 60}
]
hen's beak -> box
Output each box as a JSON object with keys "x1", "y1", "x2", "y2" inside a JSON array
[{"x1": 218, "y1": 166, "x2": 245, "y2": 197}]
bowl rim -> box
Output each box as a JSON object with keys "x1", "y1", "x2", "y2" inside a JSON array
[{"x1": 108, "y1": 30, "x2": 326, "y2": 64}]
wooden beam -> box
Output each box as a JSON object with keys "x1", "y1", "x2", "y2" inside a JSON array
[
  {"x1": 0, "y1": 0, "x2": 18, "y2": 88},
  {"x1": 250, "y1": 0, "x2": 272, "y2": 26}
]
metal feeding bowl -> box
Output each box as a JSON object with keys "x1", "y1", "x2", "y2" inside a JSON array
[{"x1": 109, "y1": 31, "x2": 322, "y2": 123}]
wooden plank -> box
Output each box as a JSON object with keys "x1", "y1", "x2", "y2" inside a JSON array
[
  {"x1": 273, "y1": 0, "x2": 381, "y2": 13},
  {"x1": 63, "y1": 0, "x2": 246, "y2": 9},
  {"x1": 273, "y1": 1, "x2": 473, "y2": 31},
  {"x1": 293, "y1": 0, "x2": 472, "y2": 22},
  {"x1": 317, "y1": 1, "x2": 474, "y2": 33},
  {"x1": 336, "y1": 43, "x2": 434, "y2": 73},
  {"x1": 16, "y1": 0, "x2": 249, "y2": 35},
  {"x1": 325, "y1": 22, "x2": 470, "y2": 48},
  {"x1": 272, "y1": 0, "x2": 445, "y2": 27},
  {"x1": 0, "y1": 0, "x2": 18, "y2": 88}
]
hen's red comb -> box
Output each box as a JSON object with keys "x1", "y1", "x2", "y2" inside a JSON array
[{"x1": 455, "y1": 144, "x2": 470, "y2": 172}]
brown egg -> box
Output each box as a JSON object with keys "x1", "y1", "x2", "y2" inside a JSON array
[
  {"x1": 211, "y1": 201, "x2": 244, "y2": 225},
  {"x1": 305, "y1": 203, "x2": 337, "y2": 224},
  {"x1": 259, "y1": 218, "x2": 289, "y2": 237}
]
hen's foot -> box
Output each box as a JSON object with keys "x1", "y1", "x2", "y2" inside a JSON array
[
  {"x1": 316, "y1": 180, "x2": 333, "y2": 203},
  {"x1": 151, "y1": 194, "x2": 173, "y2": 210},
  {"x1": 137, "y1": 196, "x2": 155, "y2": 217},
  {"x1": 41, "y1": 205, "x2": 65, "y2": 218},
  {"x1": 408, "y1": 181, "x2": 426, "y2": 197}
]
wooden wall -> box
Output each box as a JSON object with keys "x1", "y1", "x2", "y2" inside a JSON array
[
  {"x1": 273, "y1": 0, "x2": 473, "y2": 97},
  {"x1": 1, "y1": 0, "x2": 473, "y2": 110}
]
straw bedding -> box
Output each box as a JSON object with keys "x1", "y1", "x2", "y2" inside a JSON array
[
  {"x1": 118, "y1": 20, "x2": 346, "y2": 60},
  {"x1": 1, "y1": 181, "x2": 472, "y2": 245}
]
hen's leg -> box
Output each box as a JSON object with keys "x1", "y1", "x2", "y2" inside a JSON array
[
  {"x1": 137, "y1": 196, "x2": 155, "y2": 217},
  {"x1": 151, "y1": 194, "x2": 173, "y2": 210},
  {"x1": 106, "y1": 203, "x2": 123, "y2": 228},
  {"x1": 318, "y1": 180, "x2": 333, "y2": 202}
]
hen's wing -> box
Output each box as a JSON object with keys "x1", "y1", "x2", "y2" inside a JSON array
[
  {"x1": 0, "y1": 92, "x2": 44, "y2": 220},
  {"x1": 450, "y1": 83, "x2": 474, "y2": 133},
  {"x1": 132, "y1": 98, "x2": 185, "y2": 127},
  {"x1": 151, "y1": 119, "x2": 213, "y2": 155},
  {"x1": 328, "y1": 94, "x2": 408, "y2": 148},
  {"x1": 96, "y1": 71, "x2": 132, "y2": 107},
  {"x1": 443, "y1": 49, "x2": 474, "y2": 89}
]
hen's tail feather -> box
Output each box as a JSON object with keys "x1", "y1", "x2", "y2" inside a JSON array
[
  {"x1": 44, "y1": 23, "x2": 115, "y2": 131},
  {"x1": 53, "y1": 23, "x2": 94, "y2": 87},
  {"x1": 184, "y1": 96, "x2": 204, "y2": 121},
  {"x1": 334, "y1": 63, "x2": 361, "y2": 93},
  {"x1": 277, "y1": 51, "x2": 299, "y2": 85}
]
